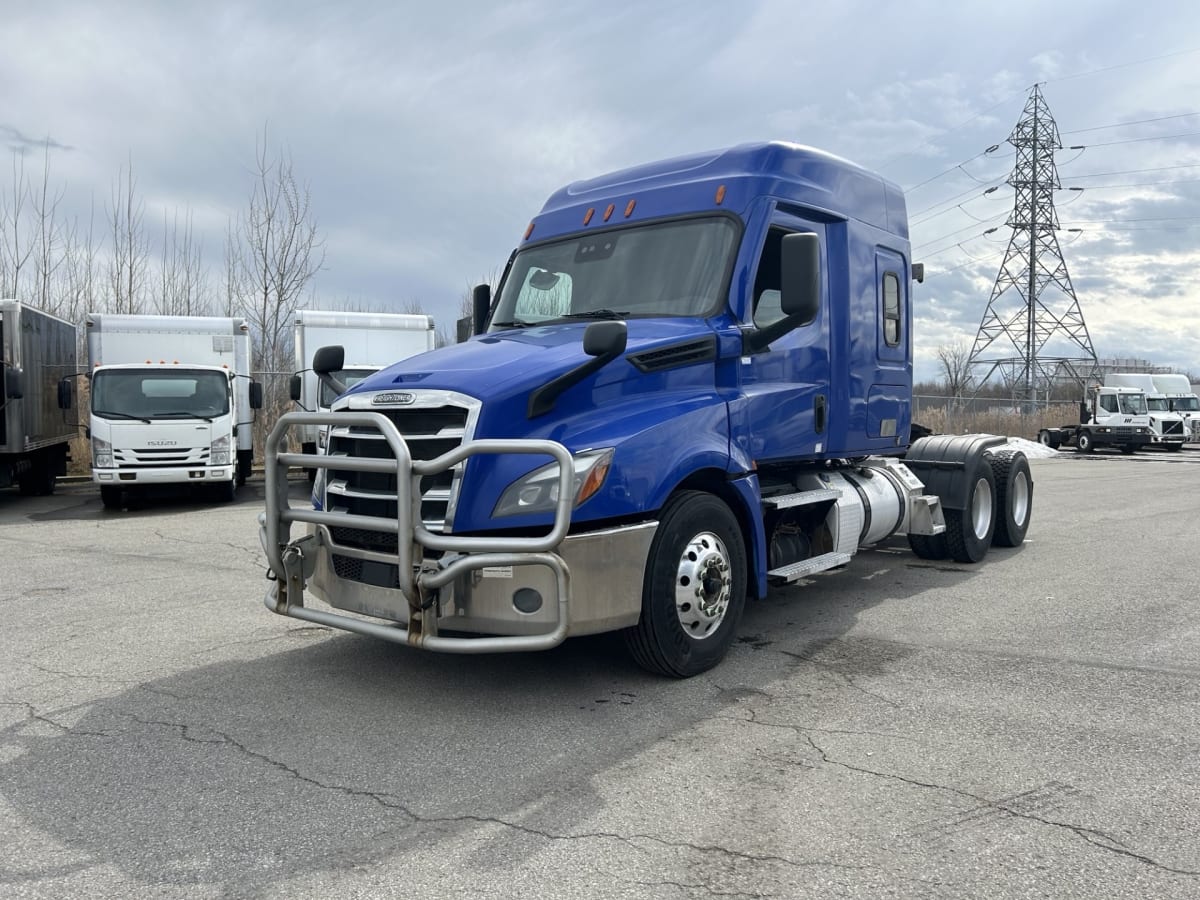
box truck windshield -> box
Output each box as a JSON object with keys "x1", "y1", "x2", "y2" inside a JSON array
[
  {"x1": 92, "y1": 369, "x2": 229, "y2": 420},
  {"x1": 318, "y1": 368, "x2": 376, "y2": 408}
]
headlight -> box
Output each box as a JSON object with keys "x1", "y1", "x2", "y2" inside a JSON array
[
  {"x1": 493, "y1": 448, "x2": 614, "y2": 518},
  {"x1": 92, "y1": 436, "x2": 113, "y2": 469},
  {"x1": 210, "y1": 434, "x2": 231, "y2": 466}
]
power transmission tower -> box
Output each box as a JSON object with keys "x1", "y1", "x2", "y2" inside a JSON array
[{"x1": 967, "y1": 84, "x2": 1097, "y2": 404}]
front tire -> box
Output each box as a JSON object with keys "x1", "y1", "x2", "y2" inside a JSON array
[
  {"x1": 989, "y1": 450, "x2": 1032, "y2": 548},
  {"x1": 1075, "y1": 430, "x2": 1095, "y2": 453},
  {"x1": 623, "y1": 491, "x2": 747, "y2": 678},
  {"x1": 100, "y1": 485, "x2": 123, "y2": 510}
]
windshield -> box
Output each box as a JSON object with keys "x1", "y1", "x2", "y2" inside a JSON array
[
  {"x1": 319, "y1": 368, "x2": 377, "y2": 408},
  {"x1": 1170, "y1": 395, "x2": 1200, "y2": 412},
  {"x1": 1147, "y1": 397, "x2": 1170, "y2": 411},
  {"x1": 1118, "y1": 393, "x2": 1148, "y2": 415},
  {"x1": 92, "y1": 369, "x2": 229, "y2": 420},
  {"x1": 490, "y1": 216, "x2": 739, "y2": 327}
]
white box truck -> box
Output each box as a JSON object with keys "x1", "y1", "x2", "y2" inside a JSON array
[
  {"x1": 86, "y1": 314, "x2": 262, "y2": 508},
  {"x1": 1, "y1": 300, "x2": 78, "y2": 495},
  {"x1": 1151, "y1": 373, "x2": 1200, "y2": 443},
  {"x1": 290, "y1": 310, "x2": 436, "y2": 474},
  {"x1": 1104, "y1": 373, "x2": 1187, "y2": 451}
]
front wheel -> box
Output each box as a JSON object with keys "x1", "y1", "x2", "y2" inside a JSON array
[
  {"x1": 100, "y1": 485, "x2": 123, "y2": 510},
  {"x1": 1075, "y1": 430, "x2": 1095, "y2": 453},
  {"x1": 623, "y1": 491, "x2": 747, "y2": 678}
]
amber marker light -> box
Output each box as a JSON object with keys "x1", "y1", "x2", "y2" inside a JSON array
[
  {"x1": 624, "y1": 199, "x2": 636, "y2": 217},
  {"x1": 715, "y1": 184, "x2": 726, "y2": 205},
  {"x1": 576, "y1": 455, "x2": 612, "y2": 506},
  {"x1": 583, "y1": 208, "x2": 595, "y2": 225},
  {"x1": 603, "y1": 204, "x2": 615, "y2": 222}
]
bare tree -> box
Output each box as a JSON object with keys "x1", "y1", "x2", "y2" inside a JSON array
[
  {"x1": 29, "y1": 141, "x2": 66, "y2": 315},
  {"x1": 156, "y1": 207, "x2": 211, "y2": 316},
  {"x1": 936, "y1": 340, "x2": 974, "y2": 400},
  {"x1": 1, "y1": 150, "x2": 34, "y2": 300},
  {"x1": 106, "y1": 158, "x2": 148, "y2": 314},
  {"x1": 227, "y1": 127, "x2": 325, "y2": 448}
]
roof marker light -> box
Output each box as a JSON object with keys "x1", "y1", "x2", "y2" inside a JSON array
[
  {"x1": 583, "y1": 208, "x2": 595, "y2": 225},
  {"x1": 624, "y1": 199, "x2": 636, "y2": 218},
  {"x1": 603, "y1": 204, "x2": 615, "y2": 222},
  {"x1": 715, "y1": 184, "x2": 726, "y2": 205}
]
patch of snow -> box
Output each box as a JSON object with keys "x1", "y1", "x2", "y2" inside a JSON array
[{"x1": 1005, "y1": 436, "x2": 1059, "y2": 459}]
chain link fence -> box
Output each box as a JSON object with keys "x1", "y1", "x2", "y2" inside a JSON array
[{"x1": 914, "y1": 395, "x2": 1080, "y2": 441}]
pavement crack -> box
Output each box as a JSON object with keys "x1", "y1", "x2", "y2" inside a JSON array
[{"x1": 802, "y1": 734, "x2": 1200, "y2": 877}]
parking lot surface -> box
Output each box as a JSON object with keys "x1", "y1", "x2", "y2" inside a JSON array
[{"x1": 2, "y1": 453, "x2": 1199, "y2": 898}]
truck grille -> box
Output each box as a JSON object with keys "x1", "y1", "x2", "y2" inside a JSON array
[
  {"x1": 115, "y1": 447, "x2": 210, "y2": 467},
  {"x1": 1162, "y1": 420, "x2": 1184, "y2": 436},
  {"x1": 324, "y1": 400, "x2": 474, "y2": 553}
]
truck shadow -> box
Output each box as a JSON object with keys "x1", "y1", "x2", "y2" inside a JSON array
[{"x1": 0, "y1": 538, "x2": 993, "y2": 893}]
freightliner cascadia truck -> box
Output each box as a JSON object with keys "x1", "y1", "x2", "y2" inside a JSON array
[
  {"x1": 87, "y1": 314, "x2": 262, "y2": 509},
  {"x1": 260, "y1": 142, "x2": 1035, "y2": 677}
]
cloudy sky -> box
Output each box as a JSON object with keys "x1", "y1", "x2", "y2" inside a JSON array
[{"x1": 4, "y1": 0, "x2": 1199, "y2": 382}]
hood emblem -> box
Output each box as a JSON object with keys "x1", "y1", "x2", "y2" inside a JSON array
[{"x1": 372, "y1": 392, "x2": 415, "y2": 406}]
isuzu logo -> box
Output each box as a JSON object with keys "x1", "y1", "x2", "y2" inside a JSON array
[
  {"x1": 147, "y1": 440, "x2": 178, "y2": 446},
  {"x1": 372, "y1": 392, "x2": 415, "y2": 406}
]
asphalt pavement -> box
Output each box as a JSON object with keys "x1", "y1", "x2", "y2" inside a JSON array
[{"x1": 1, "y1": 453, "x2": 1198, "y2": 898}]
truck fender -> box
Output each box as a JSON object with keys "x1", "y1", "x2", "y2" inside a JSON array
[{"x1": 903, "y1": 434, "x2": 1007, "y2": 511}]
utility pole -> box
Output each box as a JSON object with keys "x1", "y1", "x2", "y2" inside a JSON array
[{"x1": 967, "y1": 84, "x2": 1097, "y2": 405}]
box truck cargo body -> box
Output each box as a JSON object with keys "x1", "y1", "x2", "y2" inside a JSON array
[
  {"x1": 291, "y1": 310, "x2": 436, "y2": 456},
  {"x1": 0, "y1": 300, "x2": 77, "y2": 495},
  {"x1": 86, "y1": 314, "x2": 261, "y2": 508}
]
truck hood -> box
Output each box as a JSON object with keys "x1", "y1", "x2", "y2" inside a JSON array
[{"x1": 343, "y1": 319, "x2": 723, "y2": 406}]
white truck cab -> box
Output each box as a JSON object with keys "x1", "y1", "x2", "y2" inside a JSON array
[
  {"x1": 1151, "y1": 374, "x2": 1200, "y2": 443},
  {"x1": 1104, "y1": 374, "x2": 1187, "y2": 451}
]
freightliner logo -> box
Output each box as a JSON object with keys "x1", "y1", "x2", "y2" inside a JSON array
[{"x1": 372, "y1": 392, "x2": 415, "y2": 405}]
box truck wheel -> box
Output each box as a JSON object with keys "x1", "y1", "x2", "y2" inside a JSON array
[
  {"x1": 944, "y1": 460, "x2": 996, "y2": 563},
  {"x1": 623, "y1": 491, "x2": 747, "y2": 678},
  {"x1": 100, "y1": 486, "x2": 123, "y2": 510},
  {"x1": 988, "y1": 449, "x2": 1032, "y2": 548},
  {"x1": 17, "y1": 459, "x2": 56, "y2": 497}
]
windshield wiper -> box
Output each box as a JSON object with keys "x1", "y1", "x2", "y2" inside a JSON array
[
  {"x1": 490, "y1": 318, "x2": 537, "y2": 329},
  {"x1": 154, "y1": 411, "x2": 215, "y2": 422},
  {"x1": 563, "y1": 308, "x2": 629, "y2": 320},
  {"x1": 94, "y1": 410, "x2": 152, "y2": 423}
]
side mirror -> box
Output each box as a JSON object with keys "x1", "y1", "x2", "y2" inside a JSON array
[
  {"x1": 249, "y1": 381, "x2": 264, "y2": 410},
  {"x1": 312, "y1": 345, "x2": 347, "y2": 398},
  {"x1": 583, "y1": 320, "x2": 628, "y2": 357},
  {"x1": 313, "y1": 345, "x2": 344, "y2": 375},
  {"x1": 57, "y1": 377, "x2": 73, "y2": 410},
  {"x1": 745, "y1": 233, "x2": 821, "y2": 353},
  {"x1": 4, "y1": 366, "x2": 23, "y2": 400},
  {"x1": 472, "y1": 283, "x2": 492, "y2": 336},
  {"x1": 288, "y1": 374, "x2": 302, "y2": 402},
  {"x1": 779, "y1": 232, "x2": 820, "y2": 324}
]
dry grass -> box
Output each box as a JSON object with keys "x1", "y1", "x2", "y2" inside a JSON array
[{"x1": 915, "y1": 403, "x2": 1076, "y2": 441}]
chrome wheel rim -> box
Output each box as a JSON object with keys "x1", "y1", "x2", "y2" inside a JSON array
[
  {"x1": 674, "y1": 531, "x2": 732, "y2": 640},
  {"x1": 971, "y1": 477, "x2": 994, "y2": 540}
]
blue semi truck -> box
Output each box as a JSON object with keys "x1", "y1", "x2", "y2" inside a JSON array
[{"x1": 260, "y1": 142, "x2": 1033, "y2": 677}]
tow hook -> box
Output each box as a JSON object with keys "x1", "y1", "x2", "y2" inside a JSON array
[{"x1": 279, "y1": 534, "x2": 319, "y2": 610}]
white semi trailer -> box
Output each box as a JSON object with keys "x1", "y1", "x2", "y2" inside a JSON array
[{"x1": 86, "y1": 314, "x2": 262, "y2": 508}]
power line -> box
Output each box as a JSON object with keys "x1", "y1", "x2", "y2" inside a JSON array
[
  {"x1": 1062, "y1": 163, "x2": 1200, "y2": 180},
  {"x1": 903, "y1": 148, "x2": 1007, "y2": 193},
  {"x1": 1076, "y1": 130, "x2": 1200, "y2": 148},
  {"x1": 1062, "y1": 112, "x2": 1200, "y2": 135},
  {"x1": 1042, "y1": 46, "x2": 1200, "y2": 85}
]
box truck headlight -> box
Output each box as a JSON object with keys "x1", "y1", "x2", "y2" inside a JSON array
[
  {"x1": 210, "y1": 434, "x2": 231, "y2": 466},
  {"x1": 493, "y1": 448, "x2": 613, "y2": 517},
  {"x1": 92, "y1": 436, "x2": 113, "y2": 469}
]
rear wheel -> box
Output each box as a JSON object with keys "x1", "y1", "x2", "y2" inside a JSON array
[
  {"x1": 989, "y1": 450, "x2": 1032, "y2": 548},
  {"x1": 623, "y1": 491, "x2": 747, "y2": 678},
  {"x1": 907, "y1": 532, "x2": 948, "y2": 560},
  {"x1": 944, "y1": 460, "x2": 996, "y2": 563},
  {"x1": 1037, "y1": 430, "x2": 1061, "y2": 451}
]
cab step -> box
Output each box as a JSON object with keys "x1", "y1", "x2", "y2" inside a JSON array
[
  {"x1": 761, "y1": 488, "x2": 842, "y2": 510},
  {"x1": 767, "y1": 551, "x2": 853, "y2": 585}
]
